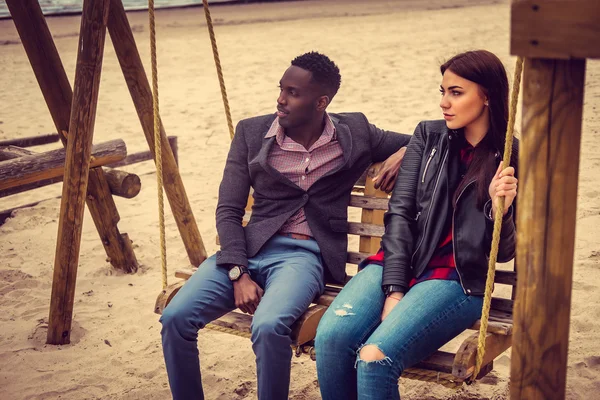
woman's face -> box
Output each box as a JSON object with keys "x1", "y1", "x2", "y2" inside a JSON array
[{"x1": 439, "y1": 69, "x2": 488, "y2": 131}]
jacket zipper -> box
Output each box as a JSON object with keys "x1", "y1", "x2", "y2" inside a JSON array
[
  {"x1": 411, "y1": 149, "x2": 448, "y2": 265},
  {"x1": 452, "y1": 179, "x2": 477, "y2": 294},
  {"x1": 421, "y1": 148, "x2": 437, "y2": 183}
]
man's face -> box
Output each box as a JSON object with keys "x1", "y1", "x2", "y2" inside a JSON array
[{"x1": 276, "y1": 66, "x2": 323, "y2": 130}]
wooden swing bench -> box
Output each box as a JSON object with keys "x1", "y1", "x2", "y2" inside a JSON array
[{"x1": 154, "y1": 163, "x2": 516, "y2": 388}]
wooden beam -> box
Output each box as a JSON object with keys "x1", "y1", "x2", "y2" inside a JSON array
[
  {"x1": 6, "y1": 0, "x2": 138, "y2": 275},
  {"x1": 47, "y1": 0, "x2": 111, "y2": 345},
  {"x1": 359, "y1": 163, "x2": 387, "y2": 254},
  {"x1": 0, "y1": 167, "x2": 140, "y2": 199},
  {"x1": 453, "y1": 331, "x2": 512, "y2": 379},
  {"x1": 107, "y1": 0, "x2": 207, "y2": 267},
  {"x1": 511, "y1": 0, "x2": 600, "y2": 59},
  {"x1": 0, "y1": 140, "x2": 126, "y2": 192},
  {"x1": 0, "y1": 145, "x2": 36, "y2": 161},
  {"x1": 510, "y1": 58, "x2": 586, "y2": 399},
  {"x1": 0, "y1": 133, "x2": 60, "y2": 148}
]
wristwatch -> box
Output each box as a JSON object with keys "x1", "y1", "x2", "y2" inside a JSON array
[
  {"x1": 383, "y1": 285, "x2": 404, "y2": 297},
  {"x1": 228, "y1": 265, "x2": 249, "y2": 282}
]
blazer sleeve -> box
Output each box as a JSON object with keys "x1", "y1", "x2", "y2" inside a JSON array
[
  {"x1": 215, "y1": 121, "x2": 252, "y2": 268},
  {"x1": 380, "y1": 122, "x2": 427, "y2": 293},
  {"x1": 363, "y1": 114, "x2": 411, "y2": 162}
]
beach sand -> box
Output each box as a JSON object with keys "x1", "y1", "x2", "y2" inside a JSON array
[{"x1": 1, "y1": 0, "x2": 599, "y2": 398}]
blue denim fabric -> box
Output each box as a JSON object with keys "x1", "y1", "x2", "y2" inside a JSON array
[
  {"x1": 160, "y1": 235, "x2": 325, "y2": 400},
  {"x1": 315, "y1": 264, "x2": 483, "y2": 400}
]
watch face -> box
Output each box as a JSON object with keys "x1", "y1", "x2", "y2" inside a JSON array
[{"x1": 229, "y1": 266, "x2": 241, "y2": 281}]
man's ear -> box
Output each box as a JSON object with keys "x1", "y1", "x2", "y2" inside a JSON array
[{"x1": 316, "y1": 95, "x2": 330, "y2": 112}]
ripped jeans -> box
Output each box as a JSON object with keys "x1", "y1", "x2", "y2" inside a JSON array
[{"x1": 314, "y1": 264, "x2": 483, "y2": 400}]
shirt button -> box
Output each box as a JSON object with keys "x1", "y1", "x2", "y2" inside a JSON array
[
  {"x1": 306, "y1": 157, "x2": 310, "y2": 162},
  {"x1": 303, "y1": 194, "x2": 309, "y2": 200},
  {"x1": 466, "y1": 289, "x2": 472, "y2": 294},
  {"x1": 301, "y1": 176, "x2": 306, "y2": 180}
]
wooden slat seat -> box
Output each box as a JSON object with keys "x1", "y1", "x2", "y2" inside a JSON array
[{"x1": 155, "y1": 163, "x2": 516, "y2": 383}]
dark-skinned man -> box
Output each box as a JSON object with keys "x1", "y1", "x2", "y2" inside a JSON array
[{"x1": 160, "y1": 52, "x2": 411, "y2": 400}]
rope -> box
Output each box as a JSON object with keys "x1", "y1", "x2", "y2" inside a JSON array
[
  {"x1": 202, "y1": 0, "x2": 235, "y2": 140},
  {"x1": 148, "y1": 0, "x2": 168, "y2": 289},
  {"x1": 471, "y1": 56, "x2": 524, "y2": 381}
]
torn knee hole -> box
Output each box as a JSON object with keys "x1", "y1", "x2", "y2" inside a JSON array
[{"x1": 359, "y1": 345, "x2": 386, "y2": 361}]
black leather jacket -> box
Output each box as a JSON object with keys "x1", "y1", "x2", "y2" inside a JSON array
[{"x1": 381, "y1": 120, "x2": 518, "y2": 295}]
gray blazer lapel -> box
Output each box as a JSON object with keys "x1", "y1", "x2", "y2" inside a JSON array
[{"x1": 256, "y1": 125, "x2": 302, "y2": 190}]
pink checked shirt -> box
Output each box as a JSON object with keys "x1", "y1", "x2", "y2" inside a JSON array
[{"x1": 266, "y1": 114, "x2": 344, "y2": 237}]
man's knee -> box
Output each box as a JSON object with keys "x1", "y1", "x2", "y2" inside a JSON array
[
  {"x1": 359, "y1": 344, "x2": 387, "y2": 362},
  {"x1": 251, "y1": 317, "x2": 288, "y2": 342},
  {"x1": 160, "y1": 305, "x2": 196, "y2": 339}
]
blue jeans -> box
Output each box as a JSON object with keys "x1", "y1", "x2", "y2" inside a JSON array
[
  {"x1": 315, "y1": 264, "x2": 483, "y2": 400},
  {"x1": 160, "y1": 235, "x2": 325, "y2": 400}
]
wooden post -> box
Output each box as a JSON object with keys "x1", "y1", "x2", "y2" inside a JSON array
[
  {"x1": 6, "y1": 0, "x2": 138, "y2": 273},
  {"x1": 0, "y1": 133, "x2": 60, "y2": 148},
  {"x1": 510, "y1": 58, "x2": 586, "y2": 399},
  {"x1": 107, "y1": 0, "x2": 207, "y2": 267},
  {"x1": 47, "y1": 0, "x2": 111, "y2": 345}
]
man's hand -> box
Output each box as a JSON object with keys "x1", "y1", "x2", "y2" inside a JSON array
[
  {"x1": 381, "y1": 292, "x2": 404, "y2": 321},
  {"x1": 233, "y1": 274, "x2": 264, "y2": 315},
  {"x1": 373, "y1": 147, "x2": 407, "y2": 193}
]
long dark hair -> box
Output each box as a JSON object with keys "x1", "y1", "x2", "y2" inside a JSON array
[{"x1": 441, "y1": 50, "x2": 514, "y2": 208}]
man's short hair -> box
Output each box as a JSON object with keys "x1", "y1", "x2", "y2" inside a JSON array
[{"x1": 291, "y1": 51, "x2": 341, "y2": 99}]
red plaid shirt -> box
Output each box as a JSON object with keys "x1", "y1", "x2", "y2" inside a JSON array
[{"x1": 266, "y1": 114, "x2": 344, "y2": 237}]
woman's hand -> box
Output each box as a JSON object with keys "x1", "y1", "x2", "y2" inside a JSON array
[
  {"x1": 381, "y1": 293, "x2": 404, "y2": 321},
  {"x1": 488, "y1": 162, "x2": 518, "y2": 218}
]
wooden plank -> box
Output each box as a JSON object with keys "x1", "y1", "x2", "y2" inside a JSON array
[
  {"x1": 412, "y1": 351, "x2": 455, "y2": 374},
  {"x1": 511, "y1": 58, "x2": 586, "y2": 400},
  {"x1": 47, "y1": 0, "x2": 111, "y2": 345},
  {"x1": 453, "y1": 331, "x2": 512, "y2": 379},
  {"x1": 107, "y1": 0, "x2": 207, "y2": 267},
  {"x1": 359, "y1": 164, "x2": 387, "y2": 254},
  {"x1": 210, "y1": 311, "x2": 252, "y2": 334},
  {"x1": 349, "y1": 194, "x2": 389, "y2": 210},
  {"x1": 0, "y1": 133, "x2": 60, "y2": 148},
  {"x1": 86, "y1": 168, "x2": 139, "y2": 272},
  {"x1": 6, "y1": 0, "x2": 137, "y2": 275},
  {"x1": 349, "y1": 222, "x2": 385, "y2": 238},
  {"x1": 0, "y1": 145, "x2": 36, "y2": 161},
  {"x1": 511, "y1": 0, "x2": 600, "y2": 59},
  {"x1": 290, "y1": 305, "x2": 327, "y2": 346},
  {"x1": 0, "y1": 140, "x2": 126, "y2": 192},
  {"x1": 107, "y1": 136, "x2": 178, "y2": 168}
]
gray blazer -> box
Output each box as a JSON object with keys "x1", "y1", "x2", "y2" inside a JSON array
[{"x1": 216, "y1": 112, "x2": 411, "y2": 283}]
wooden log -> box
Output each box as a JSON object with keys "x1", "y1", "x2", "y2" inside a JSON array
[
  {"x1": 0, "y1": 145, "x2": 36, "y2": 161},
  {"x1": 0, "y1": 133, "x2": 60, "y2": 148},
  {"x1": 103, "y1": 168, "x2": 141, "y2": 199},
  {"x1": 510, "y1": 58, "x2": 586, "y2": 399},
  {"x1": 6, "y1": 0, "x2": 137, "y2": 275},
  {"x1": 108, "y1": 136, "x2": 178, "y2": 168},
  {"x1": 0, "y1": 167, "x2": 140, "y2": 199},
  {"x1": 290, "y1": 305, "x2": 327, "y2": 346},
  {"x1": 0, "y1": 140, "x2": 126, "y2": 192},
  {"x1": 511, "y1": 0, "x2": 600, "y2": 60},
  {"x1": 48, "y1": 0, "x2": 111, "y2": 345},
  {"x1": 107, "y1": 0, "x2": 207, "y2": 267}
]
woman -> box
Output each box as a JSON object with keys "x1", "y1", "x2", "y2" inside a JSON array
[{"x1": 314, "y1": 50, "x2": 518, "y2": 400}]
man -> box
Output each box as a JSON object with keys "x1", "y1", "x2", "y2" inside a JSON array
[{"x1": 160, "y1": 51, "x2": 411, "y2": 399}]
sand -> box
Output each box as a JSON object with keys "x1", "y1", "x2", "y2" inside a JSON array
[{"x1": 1, "y1": 0, "x2": 599, "y2": 398}]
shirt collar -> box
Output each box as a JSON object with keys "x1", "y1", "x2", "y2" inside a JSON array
[{"x1": 265, "y1": 113, "x2": 337, "y2": 147}]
